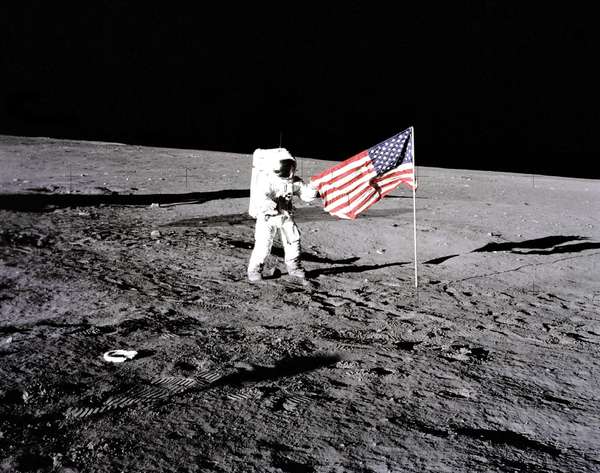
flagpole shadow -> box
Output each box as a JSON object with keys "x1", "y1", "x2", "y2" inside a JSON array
[{"x1": 422, "y1": 235, "x2": 598, "y2": 265}]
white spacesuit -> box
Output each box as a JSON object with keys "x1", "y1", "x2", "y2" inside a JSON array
[{"x1": 247, "y1": 148, "x2": 317, "y2": 282}]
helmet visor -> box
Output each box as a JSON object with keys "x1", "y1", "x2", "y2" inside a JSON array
[{"x1": 274, "y1": 159, "x2": 296, "y2": 178}]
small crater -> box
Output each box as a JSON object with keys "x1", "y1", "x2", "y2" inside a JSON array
[
  {"x1": 370, "y1": 367, "x2": 394, "y2": 376},
  {"x1": 272, "y1": 455, "x2": 316, "y2": 473},
  {"x1": 542, "y1": 392, "x2": 572, "y2": 406},
  {"x1": 394, "y1": 340, "x2": 422, "y2": 351},
  {"x1": 442, "y1": 345, "x2": 490, "y2": 362}
]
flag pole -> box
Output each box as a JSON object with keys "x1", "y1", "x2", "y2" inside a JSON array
[{"x1": 411, "y1": 126, "x2": 418, "y2": 290}]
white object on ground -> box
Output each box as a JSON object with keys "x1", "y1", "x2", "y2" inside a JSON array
[{"x1": 103, "y1": 350, "x2": 138, "y2": 363}]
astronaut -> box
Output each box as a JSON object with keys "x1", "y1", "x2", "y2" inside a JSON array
[{"x1": 247, "y1": 148, "x2": 317, "y2": 282}]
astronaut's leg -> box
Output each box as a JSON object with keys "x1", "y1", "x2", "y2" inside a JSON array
[
  {"x1": 248, "y1": 217, "x2": 276, "y2": 282},
  {"x1": 280, "y1": 219, "x2": 305, "y2": 279}
]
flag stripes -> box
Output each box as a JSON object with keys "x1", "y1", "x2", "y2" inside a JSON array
[{"x1": 311, "y1": 128, "x2": 415, "y2": 219}]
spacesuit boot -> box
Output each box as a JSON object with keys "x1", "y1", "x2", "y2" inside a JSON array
[
  {"x1": 247, "y1": 264, "x2": 264, "y2": 282},
  {"x1": 286, "y1": 258, "x2": 306, "y2": 279}
]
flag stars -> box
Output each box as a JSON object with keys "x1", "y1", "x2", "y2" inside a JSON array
[{"x1": 368, "y1": 129, "x2": 414, "y2": 175}]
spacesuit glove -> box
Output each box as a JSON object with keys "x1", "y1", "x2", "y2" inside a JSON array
[{"x1": 299, "y1": 180, "x2": 319, "y2": 202}]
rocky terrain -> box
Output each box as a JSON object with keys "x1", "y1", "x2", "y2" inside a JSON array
[{"x1": 1, "y1": 135, "x2": 599, "y2": 472}]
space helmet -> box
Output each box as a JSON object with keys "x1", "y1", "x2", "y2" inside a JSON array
[
  {"x1": 274, "y1": 157, "x2": 297, "y2": 179},
  {"x1": 253, "y1": 147, "x2": 296, "y2": 178}
]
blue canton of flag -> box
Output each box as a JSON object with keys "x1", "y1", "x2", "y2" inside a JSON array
[{"x1": 370, "y1": 128, "x2": 413, "y2": 175}]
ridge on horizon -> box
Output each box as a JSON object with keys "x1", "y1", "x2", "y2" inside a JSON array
[{"x1": 1, "y1": 134, "x2": 598, "y2": 181}]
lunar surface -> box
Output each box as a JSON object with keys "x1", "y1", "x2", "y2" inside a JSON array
[{"x1": 1, "y1": 135, "x2": 599, "y2": 472}]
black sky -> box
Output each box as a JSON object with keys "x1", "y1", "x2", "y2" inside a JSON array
[{"x1": 2, "y1": 2, "x2": 599, "y2": 177}]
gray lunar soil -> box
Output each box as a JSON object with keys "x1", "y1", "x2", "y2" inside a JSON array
[{"x1": 1, "y1": 135, "x2": 599, "y2": 473}]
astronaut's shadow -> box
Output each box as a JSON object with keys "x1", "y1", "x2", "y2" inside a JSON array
[
  {"x1": 306, "y1": 261, "x2": 410, "y2": 278},
  {"x1": 215, "y1": 353, "x2": 341, "y2": 387},
  {"x1": 277, "y1": 248, "x2": 360, "y2": 265},
  {"x1": 225, "y1": 239, "x2": 360, "y2": 265}
]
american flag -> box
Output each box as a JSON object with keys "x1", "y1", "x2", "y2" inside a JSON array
[{"x1": 310, "y1": 127, "x2": 415, "y2": 219}]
